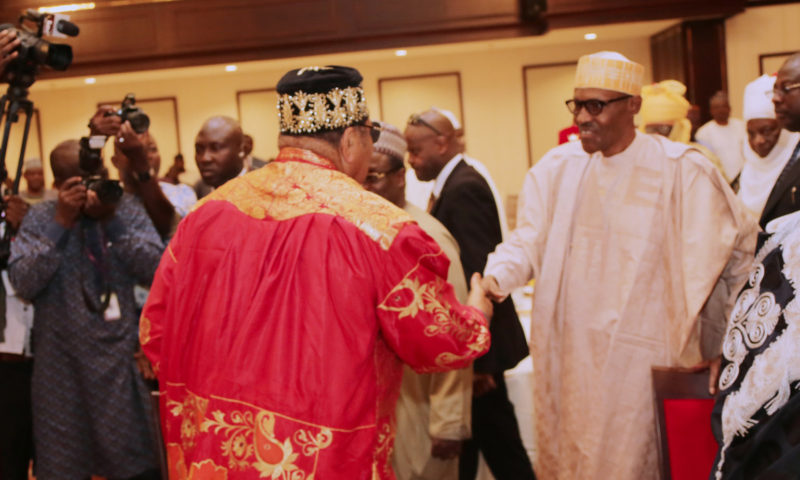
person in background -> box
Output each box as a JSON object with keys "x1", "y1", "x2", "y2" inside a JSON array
[
  {"x1": 696, "y1": 91, "x2": 747, "y2": 183},
  {"x1": 404, "y1": 108, "x2": 509, "y2": 239},
  {"x1": 9, "y1": 139, "x2": 164, "y2": 480},
  {"x1": 482, "y1": 51, "x2": 757, "y2": 480},
  {"x1": 744, "y1": 73, "x2": 800, "y2": 228},
  {"x1": 405, "y1": 108, "x2": 533, "y2": 480},
  {"x1": 90, "y1": 106, "x2": 177, "y2": 238},
  {"x1": 363, "y1": 120, "x2": 473, "y2": 480},
  {"x1": 0, "y1": 192, "x2": 32, "y2": 480},
  {"x1": 639, "y1": 79, "x2": 726, "y2": 180},
  {"x1": 160, "y1": 153, "x2": 186, "y2": 186},
  {"x1": 192, "y1": 116, "x2": 246, "y2": 200},
  {"x1": 19, "y1": 158, "x2": 56, "y2": 205}
]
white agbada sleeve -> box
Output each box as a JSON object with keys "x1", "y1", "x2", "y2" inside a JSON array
[{"x1": 484, "y1": 155, "x2": 556, "y2": 295}]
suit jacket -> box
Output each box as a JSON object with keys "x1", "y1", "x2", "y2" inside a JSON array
[
  {"x1": 431, "y1": 159, "x2": 528, "y2": 374},
  {"x1": 759, "y1": 140, "x2": 800, "y2": 229}
]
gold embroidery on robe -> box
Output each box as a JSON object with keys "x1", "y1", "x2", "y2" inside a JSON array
[{"x1": 195, "y1": 148, "x2": 411, "y2": 251}]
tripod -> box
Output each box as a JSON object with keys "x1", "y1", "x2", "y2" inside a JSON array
[
  {"x1": 0, "y1": 82, "x2": 35, "y2": 267},
  {"x1": 0, "y1": 82, "x2": 35, "y2": 196}
]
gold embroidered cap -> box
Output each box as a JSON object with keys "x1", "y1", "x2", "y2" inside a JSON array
[
  {"x1": 574, "y1": 51, "x2": 645, "y2": 96},
  {"x1": 276, "y1": 65, "x2": 369, "y2": 134}
]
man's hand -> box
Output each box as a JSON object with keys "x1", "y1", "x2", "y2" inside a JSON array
[
  {"x1": 4, "y1": 195, "x2": 29, "y2": 231},
  {"x1": 481, "y1": 275, "x2": 506, "y2": 302},
  {"x1": 134, "y1": 348, "x2": 156, "y2": 380},
  {"x1": 89, "y1": 105, "x2": 121, "y2": 137},
  {"x1": 473, "y1": 372, "x2": 498, "y2": 397},
  {"x1": 430, "y1": 438, "x2": 462, "y2": 460},
  {"x1": 689, "y1": 355, "x2": 722, "y2": 396},
  {"x1": 55, "y1": 177, "x2": 86, "y2": 228},
  {"x1": 115, "y1": 121, "x2": 150, "y2": 176},
  {"x1": 467, "y1": 272, "x2": 493, "y2": 319},
  {"x1": 0, "y1": 29, "x2": 21, "y2": 74}
]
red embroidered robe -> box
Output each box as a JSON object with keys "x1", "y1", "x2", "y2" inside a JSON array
[{"x1": 141, "y1": 147, "x2": 490, "y2": 480}]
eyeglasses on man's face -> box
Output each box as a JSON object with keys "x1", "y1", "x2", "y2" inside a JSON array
[
  {"x1": 565, "y1": 95, "x2": 632, "y2": 116},
  {"x1": 407, "y1": 113, "x2": 444, "y2": 136},
  {"x1": 772, "y1": 81, "x2": 800, "y2": 99}
]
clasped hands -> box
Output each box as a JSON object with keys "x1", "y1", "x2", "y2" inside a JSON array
[{"x1": 466, "y1": 273, "x2": 505, "y2": 320}]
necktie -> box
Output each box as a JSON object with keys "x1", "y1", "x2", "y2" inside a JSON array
[{"x1": 426, "y1": 192, "x2": 437, "y2": 213}]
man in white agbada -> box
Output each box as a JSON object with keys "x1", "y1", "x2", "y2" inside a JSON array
[
  {"x1": 696, "y1": 91, "x2": 747, "y2": 182},
  {"x1": 738, "y1": 74, "x2": 800, "y2": 227},
  {"x1": 482, "y1": 51, "x2": 758, "y2": 480}
]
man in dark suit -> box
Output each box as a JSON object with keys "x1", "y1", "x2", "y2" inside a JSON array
[
  {"x1": 763, "y1": 55, "x2": 800, "y2": 228},
  {"x1": 405, "y1": 109, "x2": 534, "y2": 480}
]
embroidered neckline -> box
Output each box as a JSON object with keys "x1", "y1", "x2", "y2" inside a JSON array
[{"x1": 274, "y1": 147, "x2": 336, "y2": 170}]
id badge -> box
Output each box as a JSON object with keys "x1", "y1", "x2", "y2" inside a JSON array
[{"x1": 104, "y1": 293, "x2": 121, "y2": 322}]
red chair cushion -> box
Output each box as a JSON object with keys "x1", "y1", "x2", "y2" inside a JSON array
[{"x1": 663, "y1": 398, "x2": 718, "y2": 480}]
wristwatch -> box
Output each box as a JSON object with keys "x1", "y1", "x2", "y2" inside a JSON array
[{"x1": 135, "y1": 170, "x2": 152, "y2": 183}]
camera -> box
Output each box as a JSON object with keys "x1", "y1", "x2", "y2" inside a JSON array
[
  {"x1": 105, "y1": 94, "x2": 150, "y2": 134},
  {"x1": 79, "y1": 137, "x2": 123, "y2": 205},
  {"x1": 0, "y1": 10, "x2": 78, "y2": 88}
]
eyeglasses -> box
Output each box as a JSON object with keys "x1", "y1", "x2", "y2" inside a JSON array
[
  {"x1": 565, "y1": 95, "x2": 632, "y2": 116},
  {"x1": 772, "y1": 82, "x2": 800, "y2": 98},
  {"x1": 363, "y1": 122, "x2": 382, "y2": 144},
  {"x1": 407, "y1": 113, "x2": 443, "y2": 136},
  {"x1": 364, "y1": 165, "x2": 403, "y2": 184}
]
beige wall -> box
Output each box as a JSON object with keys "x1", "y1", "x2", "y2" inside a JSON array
[
  {"x1": 24, "y1": 33, "x2": 655, "y2": 203},
  {"x1": 726, "y1": 4, "x2": 800, "y2": 118}
]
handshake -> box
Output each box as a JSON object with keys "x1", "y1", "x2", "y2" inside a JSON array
[{"x1": 466, "y1": 273, "x2": 505, "y2": 320}]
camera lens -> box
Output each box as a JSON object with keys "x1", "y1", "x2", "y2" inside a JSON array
[{"x1": 128, "y1": 111, "x2": 150, "y2": 134}]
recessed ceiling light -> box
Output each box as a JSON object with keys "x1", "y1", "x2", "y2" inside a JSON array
[
  {"x1": 395, "y1": 50, "x2": 408, "y2": 57},
  {"x1": 584, "y1": 33, "x2": 597, "y2": 40},
  {"x1": 38, "y1": 3, "x2": 96, "y2": 14},
  {"x1": 84, "y1": 77, "x2": 96, "y2": 84},
  {"x1": 225, "y1": 65, "x2": 238, "y2": 72}
]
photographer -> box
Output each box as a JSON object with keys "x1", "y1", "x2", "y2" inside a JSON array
[
  {"x1": 89, "y1": 105, "x2": 180, "y2": 239},
  {"x1": 8, "y1": 139, "x2": 164, "y2": 480},
  {"x1": 0, "y1": 193, "x2": 32, "y2": 480}
]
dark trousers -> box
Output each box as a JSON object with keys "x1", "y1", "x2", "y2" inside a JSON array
[
  {"x1": 459, "y1": 373, "x2": 536, "y2": 480},
  {"x1": 0, "y1": 359, "x2": 33, "y2": 480}
]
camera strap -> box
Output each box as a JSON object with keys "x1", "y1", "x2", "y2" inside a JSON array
[{"x1": 81, "y1": 224, "x2": 112, "y2": 313}]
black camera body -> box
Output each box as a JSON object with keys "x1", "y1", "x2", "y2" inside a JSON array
[
  {"x1": 105, "y1": 93, "x2": 150, "y2": 134},
  {"x1": 78, "y1": 137, "x2": 123, "y2": 205}
]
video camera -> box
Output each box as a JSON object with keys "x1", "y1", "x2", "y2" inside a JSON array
[
  {"x1": 105, "y1": 93, "x2": 150, "y2": 134},
  {"x1": 0, "y1": 9, "x2": 78, "y2": 88}
]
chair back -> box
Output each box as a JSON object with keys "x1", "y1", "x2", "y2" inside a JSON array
[{"x1": 652, "y1": 366, "x2": 719, "y2": 480}]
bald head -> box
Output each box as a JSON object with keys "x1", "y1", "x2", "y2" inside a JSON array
[
  {"x1": 404, "y1": 109, "x2": 462, "y2": 181},
  {"x1": 195, "y1": 116, "x2": 245, "y2": 188},
  {"x1": 50, "y1": 139, "x2": 81, "y2": 186},
  {"x1": 775, "y1": 53, "x2": 800, "y2": 132}
]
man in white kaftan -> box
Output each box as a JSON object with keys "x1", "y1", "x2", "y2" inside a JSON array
[
  {"x1": 696, "y1": 91, "x2": 747, "y2": 183},
  {"x1": 482, "y1": 51, "x2": 758, "y2": 480}
]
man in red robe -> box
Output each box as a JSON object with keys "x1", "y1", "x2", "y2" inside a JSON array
[{"x1": 140, "y1": 66, "x2": 491, "y2": 480}]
